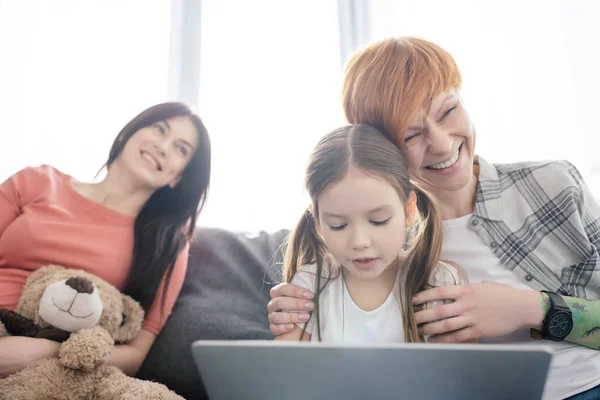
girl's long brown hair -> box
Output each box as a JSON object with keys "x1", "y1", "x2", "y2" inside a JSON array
[{"x1": 283, "y1": 125, "x2": 443, "y2": 342}]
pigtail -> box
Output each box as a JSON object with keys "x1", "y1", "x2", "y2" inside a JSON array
[
  {"x1": 283, "y1": 208, "x2": 323, "y2": 282},
  {"x1": 398, "y1": 184, "x2": 444, "y2": 342},
  {"x1": 283, "y1": 207, "x2": 334, "y2": 341}
]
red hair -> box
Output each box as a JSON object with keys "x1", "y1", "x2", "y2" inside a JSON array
[{"x1": 342, "y1": 37, "x2": 462, "y2": 146}]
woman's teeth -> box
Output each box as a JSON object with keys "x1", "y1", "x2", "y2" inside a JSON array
[
  {"x1": 428, "y1": 148, "x2": 460, "y2": 170},
  {"x1": 142, "y1": 152, "x2": 160, "y2": 170}
]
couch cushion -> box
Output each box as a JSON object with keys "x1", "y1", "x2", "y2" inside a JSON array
[{"x1": 137, "y1": 227, "x2": 288, "y2": 400}]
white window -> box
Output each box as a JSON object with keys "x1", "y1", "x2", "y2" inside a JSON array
[
  {"x1": 0, "y1": 0, "x2": 172, "y2": 182},
  {"x1": 195, "y1": 1, "x2": 344, "y2": 231}
]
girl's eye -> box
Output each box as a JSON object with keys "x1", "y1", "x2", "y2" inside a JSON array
[
  {"x1": 154, "y1": 124, "x2": 165, "y2": 134},
  {"x1": 177, "y1": 146, "x2": 188, "y2": 156},
  {"x1": 371, "y1": 217, "x2": 391, "y2": 226},
  {"x1": 329, "y1": 224, "x2": 347, "y2": 231}
]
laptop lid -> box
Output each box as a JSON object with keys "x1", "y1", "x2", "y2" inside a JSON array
[{"x1": 191, "y1": 340, "x2": 552, "y2": 400}]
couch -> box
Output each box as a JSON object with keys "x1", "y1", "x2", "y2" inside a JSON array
[{"x1": 137, "y1": 227, "x2": 289, "y2": 400}]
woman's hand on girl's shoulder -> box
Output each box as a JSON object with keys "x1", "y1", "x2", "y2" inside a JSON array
[
  {"x1": 429, "y1": 261, "x2": 468, "y2": 287},
  {"x1": 267, "y1": 283, "x2": 314, "y2": 336},
  {"x1": 413, "y1": 281, "x2": 541, "y2": 343}
]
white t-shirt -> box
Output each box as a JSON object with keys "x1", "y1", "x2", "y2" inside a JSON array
[
  {"x1": 291, "y1": 262, "x2": 464, "y2": 343},
  {"x1": 443, "y1": 214, "x2": 600, "y2": 400}
]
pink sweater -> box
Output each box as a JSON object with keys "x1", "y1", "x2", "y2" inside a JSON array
[{"x1": 0, "y1": 165, "x2": 188, "y2": 335}]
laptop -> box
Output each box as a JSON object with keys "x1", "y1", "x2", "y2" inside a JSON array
[{"x1": 191, "y1": 340, "x2": 552, "y2": 400}]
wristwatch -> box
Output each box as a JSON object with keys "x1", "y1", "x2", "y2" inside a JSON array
[{"x1": 540, "y1": 291, "x2": 573, "y2": 341}]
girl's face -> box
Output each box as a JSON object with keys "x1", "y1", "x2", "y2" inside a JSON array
[
  {"x1": 316, "y1": 166, "x2": 415, "y2": 282},
  {"x1": 116, "y1": 115, "x2": 199, "y2": 190},
  {"x1": 401, "y1": 90, "x2": 476, "y2": 198}
]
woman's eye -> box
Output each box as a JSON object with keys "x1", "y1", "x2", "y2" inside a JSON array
[
  {"x1": 177, "y1": 146, "x2": 188, "y2": 156},
  {"x1": 154, "y1": 124, "x2": 165, "y2": 134},
  {"x1": 443, "y1": 105, "x2": 457, "y2": 118},
  {"x1": 329, "y1": 224, "x2": 347, "y2": 231},
  {"x1": 404, "y1": 133, "x2": 421, "y2": 143},
  {"x1": 371, "y1": 218, "x2": 391, "y2": 226}
]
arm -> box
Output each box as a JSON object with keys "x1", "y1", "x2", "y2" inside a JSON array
[
  {"x1": 107, "y1": 245, "x2": 189, "y2": 376},
  {"x1": 0, "y1": 336, "x2": 60, "y2": 378},
  {"x1": 535, "y1": 294, "x2": 600, "y2": 350},
  {"x1": 0, "y1": 168, "x2": 32, "y2": 237},
  {"x1": 417, "y1": 287, "x2": 600, "y2": 349},
  {"x1": 552, "y1": 162, "x2": 600, "y2": 349},
  {"x1": 0, "y1": 327, "x2": 157, "y2": 378},
  {"x1": 141, "y1": 245, "x2": 188, "y2": 335},
  {"x1": 108, "y1": 329, "x2": 156, "y2": 376},
  {"x1": 274, "y1": 325, "x2": 311, "y2": 342},
  {"x1": 0, "y1": 169, "x2": 55, "y2": 378}
]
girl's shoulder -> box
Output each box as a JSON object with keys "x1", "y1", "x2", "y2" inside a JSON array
[
  {"x1": 291, "y1": 263, "x2": 341, "y2": 292},
  {"x1": 424, "y1": 261, "x2": 468, "y2": 310},
  {"x1": 428, "y1": 261, "x2": 468, "y2": 287},
  {"x1": 295, "y1": 262, "x2": 338, "y2": 277},
  {"x1": 296, "y1": 263, "x2": 319, "y2": 275}
]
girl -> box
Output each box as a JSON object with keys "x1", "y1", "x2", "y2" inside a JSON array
[
  {"x1": 0, "y1": 102, "x2": 211, "y2": 378},
  {"x1": 275, "y1": 124, "x2": 465, "y2": 343}
]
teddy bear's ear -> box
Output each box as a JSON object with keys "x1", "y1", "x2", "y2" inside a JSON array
[
  {"x1": 113, "y1": 294, "x2": 144, "y2": 343},
  {"x1": 24, "y1": 264, "x2": 65, "y2": 288}
]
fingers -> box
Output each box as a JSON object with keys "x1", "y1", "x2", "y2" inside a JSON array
[
  {"x1": 412, "y1": 285, "x2": 465, "y2": 305},
  {"x1": 268, "y1": 311, "x2": 310, "y2": 325},
  {"x1": 267, "y1": 296, "x2": 315, "y2": 314},
  {"x1": 419, "y1": 316, "x2": 471, "y2": 336},
  {"x1": 268, "y1": 311, "x2": 311, "y2": 336},
  {"x1": 270, "y1": 323, "x2": 295, "y2": 336},
  {"x1": 266, "y1": 283, "x2": 315, "y2": 338},
  {"x1": 427, "y1": 327, "x2": 476, "y2": 344},
  {"x1": 414, "y1": 302, "x2": 462, "y2": 325},
  {"x1": 269, "y1": 283, "x2": 314, "y2": 300}
]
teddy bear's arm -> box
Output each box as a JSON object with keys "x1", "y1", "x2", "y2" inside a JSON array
[
  {"x1": 35, "y1": 327, "x2": 71, "y2": 342},
  {"x1": 0, "y1": 308, "x2": 41, "y2": 337},
  {"x1": 58, "y1": 326, "x2": 114, "y2": 371}
]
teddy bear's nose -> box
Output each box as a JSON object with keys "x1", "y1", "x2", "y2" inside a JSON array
[{"x1": 65, "y1": 276, "x2": 94, "y2": 294}]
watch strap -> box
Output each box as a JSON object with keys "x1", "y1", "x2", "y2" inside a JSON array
[
  {"x1": 542, "y1": 290, "x2": 570, "y2": 311},
  {"x1": 540, "y1": 290, "x2": 572, "y2": 341}
]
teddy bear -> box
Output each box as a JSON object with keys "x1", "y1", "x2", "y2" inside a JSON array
[{"x1": 0, "y1": 264, "x2": 185, "y2": 400}]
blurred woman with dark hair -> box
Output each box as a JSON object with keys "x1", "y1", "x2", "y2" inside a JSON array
[{"x1": 0, "y1": 102, "x2": 211, "y2": 378}]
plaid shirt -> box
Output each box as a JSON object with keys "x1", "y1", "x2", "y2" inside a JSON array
[{"x1": 470, "y1": 156, "x2": 600, "y2": 299}]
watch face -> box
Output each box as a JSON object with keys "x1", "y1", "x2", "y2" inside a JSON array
[{"x1": 548, "y1": 311, "x2": 573, "y2": 338}]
